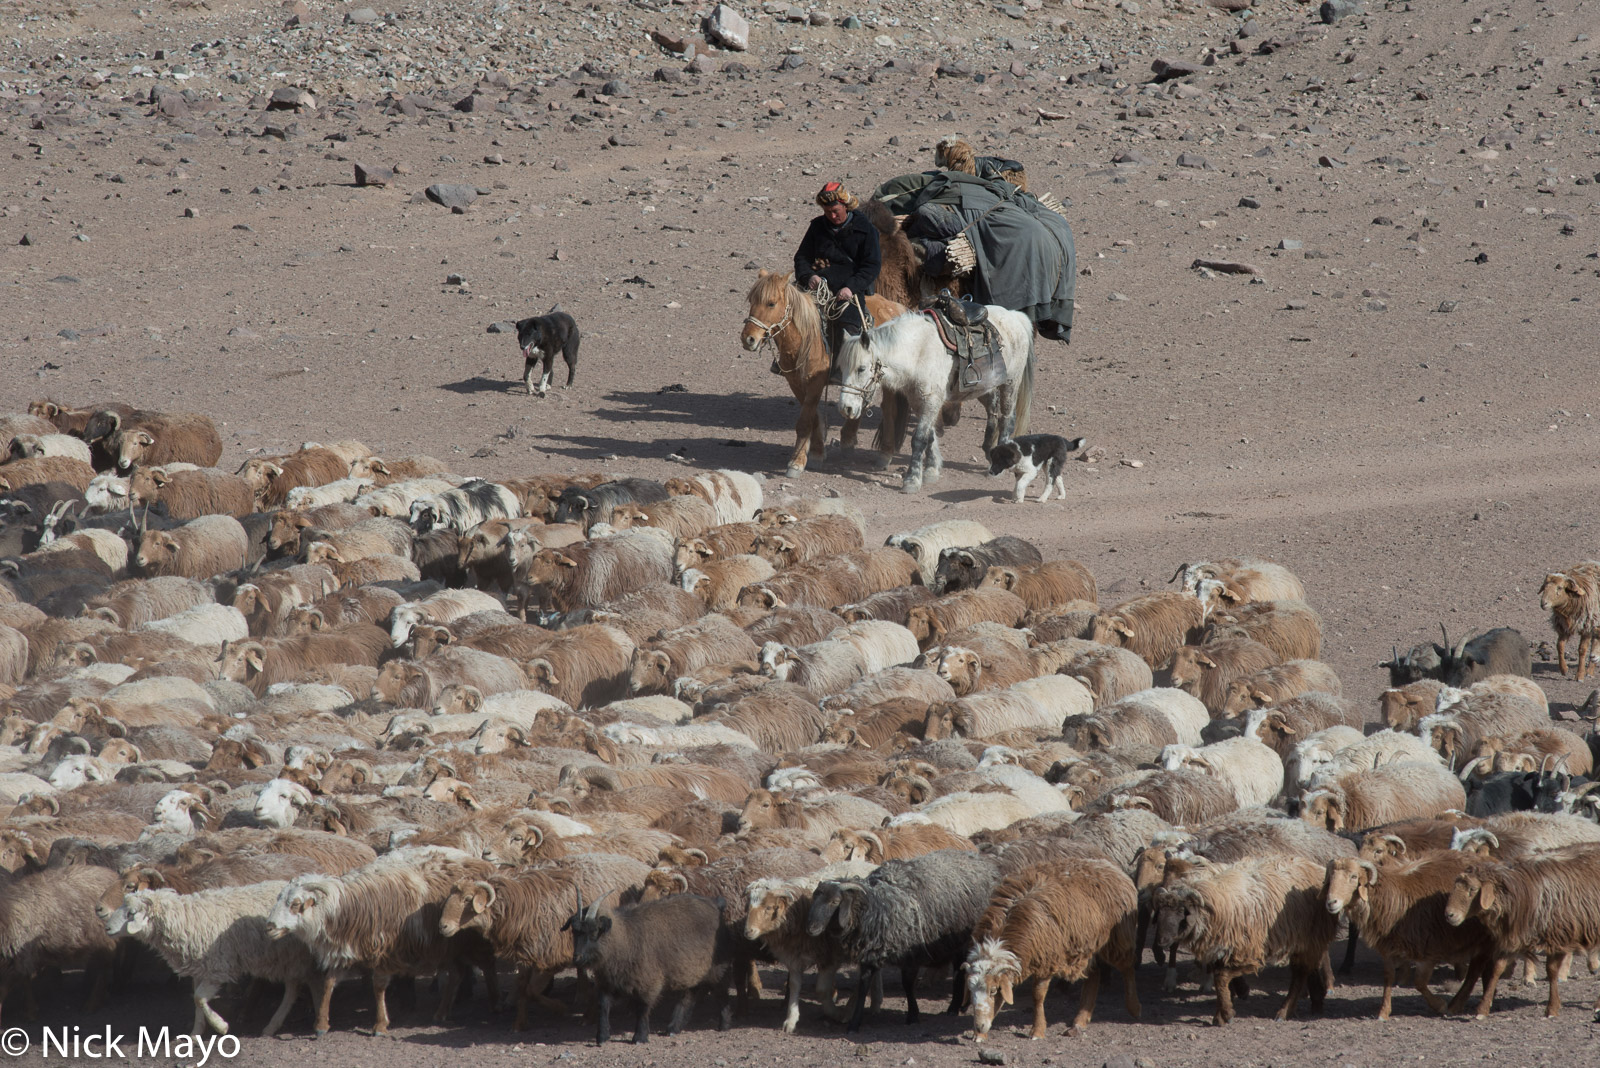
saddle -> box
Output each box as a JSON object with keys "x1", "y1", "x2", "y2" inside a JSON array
[{"x1": 927, "y1": 293, "x2": 1001, "y2": 394}]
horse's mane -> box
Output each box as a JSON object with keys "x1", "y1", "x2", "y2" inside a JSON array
[{"x1": 747, "y1": 271, "x2": 822, "y2": 342}]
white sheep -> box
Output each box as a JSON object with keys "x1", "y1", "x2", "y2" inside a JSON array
[
  {"x1": 1159, "y1": 736, "x2": 1285, "y2": 808},
  {"x1": 284, "y1": 477, "x2": 375, "y2": 510},
  {"x1": 106, "y1": 882, "x2": 320, "y2": 1036},
  {"x1": 137, "y1": 603, "x2": 250, "y2": 647},
  {"x1": 254, "y1": 778, "x2": 316, "y2": 829},
  {"x1": 601, "y1": 720, "x2": 760, "y2": 750}
]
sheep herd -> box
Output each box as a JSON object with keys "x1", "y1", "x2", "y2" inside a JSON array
[{"x1": 1, "y1": 399, "x2": 1599, "y2": 1048}]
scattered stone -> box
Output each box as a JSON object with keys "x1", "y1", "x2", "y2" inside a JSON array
[
  {"x1": 487, "y1": 322, "x2": 514, "y2": 334},
  {"x1": 345, "y1": 6, "x2": 379, "y2": 24},
  {"x1": 977, "y1": 1050, "x2": 1007, "y2": 1067},
  {"x1": 18, "y1": 233, "x2": 33, "y2": 246},
  {"x1": 1318, "y1": 155, "x2": 1347, "y2": 168},
  {"x1": 1286, "y1": 299, "x2": 1308, "y2": 310},
  {"x1": 1278, "y1": 239, "x2": 1303, "y2": 250},
  {"x1": 1113, "y1": 149, "x2": 1152, "y2": 165},
  {"x1": 1175, "y1": 152, "x2": 1213, "y2": 170},
  {"x1": 182, "y1": 207, "x2": 198, "y2": 218},
  {"x1": 484, "y1": 154, "x2": 504, "y2": 165},
  {"x1": 1192, "y1": 258, "x2": 1262, "y2": 275},
  {"x1": 1320, "y1": 0, "x2": 1364, "y2": 23},
  {"x1": 655, "y1": 67, "x2": 685, "y2": 83},
  {"x1": 704, "y1": 4, "x2": 750, "y2": 51},
  {"x1": 1151, "y1": 58, "x2": 1202, "y2": 81},
  {"x1": 809, "y1": 12, "x2": 832, "y2": 26},
  {"x1": 937, "y1": 60, "x2": 973, "y2": 78},
  {"x1": 602, "y1": 80, "x2": 630, "y2": 97},
  {"x1": 652, "y1": 28, "x2": 694, "y2": 53},
  {"x1": 1120, "y1": 458, "x2": 1144, "y2": 468},
  {"x1": 1438, "y1": 300, "x2": 1459, "y2": 313},
  {"x1": 446, "y1": 273, "x2": 466, "y2": 286},
  {"x1": 1238, "y1": 196, "x2": 1261, "y2": 209},
  {"x1": 841, "y1": 15, "x2": 861, "y2": 28},
  {"x1": 354, "y1": 163, "x2": 391, "y2": 186},
  {"x1": 425, "y1": 183, "x2": 478, "y2": 210},
  {"x1": 688, "y1": 53, "x2": 718, "y2": 74},
  {"x1": 268, "y1": 87, "x2": 316, "y2": 112},
  {"x1": 1107, "y1": 292, "x2": 1129, "y2": 302}
]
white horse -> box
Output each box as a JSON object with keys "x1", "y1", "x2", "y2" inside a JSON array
[{"x1": 835, "y1": 307, "x2": 1036, "y2": 493}]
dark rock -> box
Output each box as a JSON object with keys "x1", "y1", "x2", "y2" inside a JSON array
[
  {"x1": 1238, "y1": 196, "x2": 1261, "y2": 209},
  {"x1": 780, "y1": 54, "x2": 805, "y2": 70},
  {"x1": 425, "y1": 183, "x2": 478, "y2": 210},
  {"x1": 455, "y1": 93, "x2": 489, "y2": 113},
  {"x1": 18, "y1": 233, "x2": 33, "y2": 246},
  {"x1": 609, "y1": 131, "x2": 642, "y2": 147},
  {"x1": 601, "y1": 80, "x2": 631, "y2": 97},
  {"x1": 1113, "y1": 149, "x2": 1152, "y2": 165},
  {"x1": 268, "y1": 87, "x2": 316, "y2": 111},
  {"x1": 654, "y1": 67, "x2": 685, "y2": 83},
  {"x1": 1151, "y1": 57, "x2": 1202, "y2": 81},
  {"x1": 487, "y1": 322, "x2": 515, "y2": 334},
  {"x1": 1320, "y1": 0, "x2": 1363, "y2": 23},
  {"x1": 978, "y1": 1050, "x2": 1007, "y2": 1066},
  {"x1": 1318, "y1": 155, "x2": 1346, "y2": 168},
  {"x1": 1175, "y1": 151, "x2": 1213, "y2": 170},
  {"x1": 688, "y1": 53, "x2": 718, "y2": 74},
  {"x1": 937, "y1": 60, "x2": 973, "y2": 78},
  {"x1": 354, "y1": 162, "x2": 392, "y2": 187}
]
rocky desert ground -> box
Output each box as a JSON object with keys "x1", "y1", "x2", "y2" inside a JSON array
[{"x1": 4, "y1": 0, "x2": 1600, "y2": 1062}]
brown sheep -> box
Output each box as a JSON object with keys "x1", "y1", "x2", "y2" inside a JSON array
[
  {"x1": 456, "y1": 517, "x2": 551, "y2": 592},
  {"x1": 1082, "y1": 767, "x2": 1239, "y2": 826},
  {"x1": 932, "y1": 536, "x2": 1044, "y2": 595},
  {"x1": 1538, "y1": 561, "x2": 1600, "y2": 679},
  {"x1": 966, "y1": 857, "x2": 1139, "y2": 1039},
  {"x1": 609, "y1": 495, "x2": 719, "y2": 541},
  {"x1": 493, "y1": 472, "x2": 605, "y2": 519},
  {"x1": 135, "y1": 515, "x2": 249, "y2": 580},
  {"x1": 233, "y1": 564, "x2": 339, "y2": 637},
  {"x1": 1379, "y1": 679, "x2": 1447, "y2": 733},
  {"x1": 127, "y1": 466, "x2": 255, "y2": 521},
  {"x1": 219, "y1": 623, "x2": 390, "y2": 696},
  {"x1": 348, "y1": 454, "x2": 454, "y2": 485},
  {"x1": 680, "y1": 554, "x2": 775, "y2": 611},
  {"x1": 1465, "y1": 728, "x2": 1594, "y2": 778},
  {"x1": 265, "y1": 502, "x2": 372, "y2": 556},
  {"x1": 838, "y1": 586, "x2": 935, "y2": 626},
  {"x1": 522, "y1": 624, "x2": 636, "y2": 709},
  {"x1": 583, "y1": 583, "x2": 705, "y2": 647},
  {"x1": 711, "y1": 682, "x2": 832, "y2": 753},
  {"x1": 321, "y1": 550, "x2": 421, "y2": 589},
  {"x1": 736, "y1": 554, "x2": 867, "y2": 611},
  {"x1": 743, "y1": 605, "x2": 846, "y2": 648},
  {"x1": 978, "y1": 560, "x2": 1097, "y2": 613},
  {"x1": 931, "y1": 639, "x2": 1035, "y2": 697},
  {"x1": 1154, "y1": 854, "x2": 1337, "y2": 1025},
  {"x1": 517, "y1": 532, "x2": 674, "y2": 615},
  {"x1": 82, "y1": 576, "x2": 214, "y2": 628},
  {"x1": 1169, "y1": 637, "x2": 1280, "y2": 717},
  {"x1": 819, "y1": 666, "x2": 957, "y2": 715},
  {"x1": 752, "y1": 514, "x2": 864, "y2": 569},
  {"x1": 820, "y1": 697, "x2": 934, "y2": 749},
  {"x1": 1020, "y1": 602, "x2": 1102, "y2": 642},
  {"x1": 1323, "y1": 853, "x2": 1495, "y2": 1020},
  {"x1": 1221, "y1": 660, "x2": 1343, "y2": 718},
  {"x1": 905, "y1": 588, "x2": 1029, "y2": 650},
  {"x1": 1204, "y1": 600, "x2": 1323, "y2": 662},
  {"x1": 1250, "y1": 694, "x2": 1365, "y2": 759},
  {"x1": 373, "y1": 646, "x2": 530, "y2": 708},
  {"x1": 300, "y1": 517, "x2": 413, "y2": 566},
  {"x1": 288, "y1": 587, "x2": 407, "y2": 635},
  {"x1": 240, "y1": 446, "x2": 352, "y2": 508},
  {"x1": 934, "y1": 134, "x2": 1028, "y2": 189},
  {"x1": 821, "y1": 824, "x2": 977, "y2": 864},
  {"x1": 672, "y1": 522, "x2": 765, "y2": 572},
  {"x1": 110, "y1": 412, "x2": 223, "y2": 472},
  {"x1": 0, "y1": 455, "x2": 96, "y2": 493},
  {"x1": 628, "y1": 615, "x2": 760, "y2": 696},
  {"x1": 1057, "y1": 644, "x2": 1154, "y2": 707},
  {"x1": 1090, "y1": 592, "x2": 1205, "y2": 670}
]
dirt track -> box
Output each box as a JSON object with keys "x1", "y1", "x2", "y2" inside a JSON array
[{"x1": 5, "y1": 0, "x2": 1600, "y2": 1061}]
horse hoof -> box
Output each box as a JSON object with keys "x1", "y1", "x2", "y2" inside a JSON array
[
  {"x1": 900, "y1": 481, "x2": 922, "y2": 494},
  {"x1": 925, "y1": 470, "x2": 942, "y2": 484},
  {"x1": 870, "y1": 454, "x2": 891, "y2": 471},
  {"x1": 785, "y1": 466, "x2": 805, "y2": 479}
]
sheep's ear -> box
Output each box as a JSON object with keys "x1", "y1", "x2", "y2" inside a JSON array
[
  {"x1": 135, "y1": 430, "x2": 155, "y2": 446},
  {"x1": 1477, "y1": 881, "x2": 1496, "y2": 912},
  {"x1": 1195, "y1": 655, "x2": 1216, "y2": 670},
  {"x1": 1115, "y1": 623, "x2": 1136, "y2": 639},
  {"x1": 150, "y1": 469, "x2": 172, "y2": 487},
  {"x1": 998, "y1": 977, "x2": 1014, "y2": 1006},
  {"x1": 245, "y1": 647, "x2": 265, "y2": 672},
  {"x1": 554, "y1": 553, "x2": 578, "y2": 569},
  {"x1": 1250, "y1": 688, "x2": 1273, "y2": 705}
]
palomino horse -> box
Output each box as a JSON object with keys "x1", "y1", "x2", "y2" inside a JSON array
[
  {"x1": 741, "y1": 270, "x2": 906, "y2": 478},
  {"x1": 835, "y1": 306, "x2": 1035, "y2": 494}
]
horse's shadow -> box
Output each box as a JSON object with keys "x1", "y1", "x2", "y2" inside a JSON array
[{"x1": 587, "y1": 387, "x2": 802, "y2": 428}]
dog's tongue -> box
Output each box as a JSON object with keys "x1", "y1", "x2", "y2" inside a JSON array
[{"x1": 521, "y1": 345, "x2": 535, "y2": 359}]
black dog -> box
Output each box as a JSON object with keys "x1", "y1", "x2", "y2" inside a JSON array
[
  {"x1": 515, "y1": 305, "x2": 580, "y2": 396},
  {"x1": 986, "y1": 434, "x2": 1086, "y2": 503}
]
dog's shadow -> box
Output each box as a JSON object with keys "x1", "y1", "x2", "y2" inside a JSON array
[{"x1": 440, "y1": 375, "x2": 523, "y2": 395}]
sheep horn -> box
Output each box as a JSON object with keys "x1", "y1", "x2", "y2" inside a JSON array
[
  {"x1": 1167, "y1": 563, "x2": 1188, "y2": 585},
  {"x1": 1457, "y1": 755, "x2": 1488, "y2": 781}
]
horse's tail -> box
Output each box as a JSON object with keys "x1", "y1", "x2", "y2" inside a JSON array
[
  {"x1": 1012, "y1": 327, "x2": 1037, "y2": 437},
  {"x1": 874, "y1": 388, "x2": 910, "y2": 454}
]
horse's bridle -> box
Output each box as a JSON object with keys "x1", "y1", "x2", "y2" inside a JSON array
[
  {"x1": 837, "y1": 359, "x2": 883, "y2": 407},
  {"x1": 743, "y1": 300, "x2": 802, "y2": 374}
]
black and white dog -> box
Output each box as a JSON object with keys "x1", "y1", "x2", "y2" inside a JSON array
[
  {"x1": 987, "y1": 434, "x2": 1086, "y2": 503},
  {"x1": 514, "y1": 305, "x2": 580, "y2": 396}
]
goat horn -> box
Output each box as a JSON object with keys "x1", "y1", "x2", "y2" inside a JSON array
[
  {"x1": 1457, "y1": 755, "x2": 1488, "y2": 781},
  {"x1": 1168, "y1": 563, "x2": 1188, "y2": 585}
]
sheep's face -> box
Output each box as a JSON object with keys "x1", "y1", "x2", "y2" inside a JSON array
[
  {"x1": 1167, "y1": 648, "x2": 1215, "y2": 694},
  {"x1": 254, "y1": 778, "x2": 312, "y2": 829},
  {"x1": 629, "y1": 651, "x2": 673, "y2": 694},
  {"x1": 219, "y1": 642, "x2": 267, "y2": 685},
  {"x1": 135, "y1": 532, "x2": 180, "y2": 572},
  {"x1": 439, "y1": 880, "x2": 495, "y2": 937},
  {"x1": 922, "y1": 703, "x2": 957, "y2": 742},
  {"x1": 744, "y1": 885, "x2": 794, "y2": 940},
  {"x1": 674, "y1": 540, "x2": 713, "y2": 573},
  {"x1": 0, "y1": 832, "x2": 40, "y2": 873},
  {"x1": 965, "y1": 939, "x2": 1020, "y2": 1039},
  {"x1": 1539, "y1": 574, "x2": 1581, "y2": 613},
  {"x1": 1301, "y1": 792, "x2": 1342, "y2": 832},
  {"x1": 1220, "y1": 679, "x2": 1261, "y2": 719},
  {"x1": 0, "y1": 714, "x2": 29, "y2": 746},
  {"x1": 1152, "y1": 892, "x2": 1200, "y2": 950},
  {"x1": 389, "y1": 606, "x2": 424, "y2": 647},
  {"x1": 435, "y1": 684, "x2": 482, "y2": 718},
  {"x1": 1444, "y1": 872, "x2": 1491, "y2": 926},
  {"x1": 1379, "y1": 688, "x2": 1430, "y2": 732},
  {"x1": 116, "y1": 429, "x2": 157, "y2": 472},
  {"x1": 1322, "y1": 859, "x2": 1373, "y2": 916},
  {"x1": 48, "y1": 754, "x2": 104, "y2": 790},
  {"x1": 935, "y1": 649, "x2": 980, "y2": 695},
  {"x1": 1131, "y1": 848, "x2": 1169, "y2": 892},
  {"x1": 737, "y1": 790, "x2": 777, "y2": 832},
  {"x1": 267, "y1": 882, "x2": 323, "y2": 939},
  {"x1": 1356, "y1": 833, "x2": 1408, "y2": 865}
]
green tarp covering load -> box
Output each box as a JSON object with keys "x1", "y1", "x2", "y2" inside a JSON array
[{"x1": 873, "y1": 170, "x2": 1077, "y2": 342}]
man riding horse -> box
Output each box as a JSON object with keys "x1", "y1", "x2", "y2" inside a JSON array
[{"x1": 793, "y1": 181, "x2": 881, "y2": 383}]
